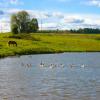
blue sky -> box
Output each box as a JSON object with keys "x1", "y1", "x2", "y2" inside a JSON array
[{"x1": 0, "y1": 0, "x2": 100, "y2": 31}]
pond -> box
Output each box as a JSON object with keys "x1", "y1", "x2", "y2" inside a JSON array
[{"x1": 0, "y1": 53, "x2": 100, "y2": 100}]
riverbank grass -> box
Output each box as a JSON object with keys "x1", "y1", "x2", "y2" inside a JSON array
[{"x1": 0, "y1": 33, "x2": 100, "y2": 58}]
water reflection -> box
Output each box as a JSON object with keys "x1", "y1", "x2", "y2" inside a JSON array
[{"x1": 0, "y1": 53, "x2": 100, "y2": 100}]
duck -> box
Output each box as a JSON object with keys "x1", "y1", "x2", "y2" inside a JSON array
[
  {"x1": 81, "y1": 64, "x2": 85, "y2": 68},
  {"x1": 69, "y1": 64, "x2": 76, "y2": 68},
  {"x1": 49, "y1": 64, "x2": 54, "y2": 69},
  {"x1": 60, "y1": 64, "x2": 64, "y2": 67},
  {"x1": 39, "y1": 61, "x2": 45, "y2": 67},
  {"x1": 27, "y1": 64, "x2": 32, "y2": 68}
]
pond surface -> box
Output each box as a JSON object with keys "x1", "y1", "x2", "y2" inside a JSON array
[{"x1": 0, "y1": 53, "x2": 100, "y2": 100}]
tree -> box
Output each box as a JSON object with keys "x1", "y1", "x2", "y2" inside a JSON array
[
  {"x1": 17, "y1": 11, "x2": 30, "y2": 33},
  {"x1": 11, "y1": 11, "x2": 39, "y2": 34},
  {"x1": 70, "y1": 28, "x2": 100, "y2": 34},
  {"x1": 11, "y1": 24, "x2": 18, "y2": 34},
  {"x1": 11, "y1": 14, "x2": 18, "y2": 34},
  {"x1": 28, "y1": 18, "x2": 39, "y2": 33}
]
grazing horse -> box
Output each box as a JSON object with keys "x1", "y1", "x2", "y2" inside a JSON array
[{"x1": 8, "y1": 41, "x2": 17, "y2": 47}]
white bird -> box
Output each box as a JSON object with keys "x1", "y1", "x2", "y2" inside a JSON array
[
  {"x1": 60, "y1": 64, "x2": 64, "y2": 67},
  {"x1": 49, "y1": 64, "x2": 54, "y2": 69},
  {"x1": 81, "y1": 64, "x2": 85, "y2": 68},
  {"x1": 39, "y1": 61, "x2": 45, "y2": 67},
  {"x1": 69, "y1": 64, "x2": 76, "y2": 68}
]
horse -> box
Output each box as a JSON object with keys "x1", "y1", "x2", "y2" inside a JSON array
[{"x1": 8, "y1": 41, "x2": 17, "y2": 47}]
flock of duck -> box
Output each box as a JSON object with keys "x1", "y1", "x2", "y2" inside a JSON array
[
  {"x1": 39, "y1": 61, "x2": 86, "y2": 69},
  {"x1": 21, "y1": 61, "x2": 86, "y2": 69},
  {"x1": 21, "y1": 63, "x2": 32, "y2": 68},
  {"x1": 39, "y1": 62, "x2": 64, "y2": 69}
]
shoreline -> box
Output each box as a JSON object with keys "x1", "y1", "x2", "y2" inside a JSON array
[
  {"x1": 0, "y1": 51, "x2": 100, "y2": 59},
  {"x1": 0, "y1": 33, "x2": 100, "y2": 59}
]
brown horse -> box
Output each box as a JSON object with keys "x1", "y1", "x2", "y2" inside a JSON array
[{"x1": 8, "y1": 41, "x2": 17, "y2": 47}]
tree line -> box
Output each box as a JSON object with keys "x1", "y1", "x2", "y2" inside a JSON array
[
  {"x1": 70, "y1": 28, "x2": 100, "y2": 34},
  {"x1": 11, "y1": 11, "x2": 39, "y2": 34},
  {"x1": 11, "y1": 11, "x2": 100, "y2": 34}
]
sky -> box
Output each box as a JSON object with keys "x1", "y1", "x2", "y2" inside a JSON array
[{"x1": 0, "y1": 0, "x2": 100, "y2": 32}]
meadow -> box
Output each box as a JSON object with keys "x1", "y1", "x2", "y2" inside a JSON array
[{"x1": 0, "y1": 32, "x2": 100, "y2": 58}]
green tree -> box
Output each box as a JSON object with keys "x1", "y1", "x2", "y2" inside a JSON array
[
  {"x1": 11, "y1": 24, "x2": 18, "y2": 34},
  {"x1": 11, "y1": 11, "x2": 39, "y2": 34},
  {"x1": 11, "y1": 14, "x2": 18, "y2": 34},
  {"x1": 17, "y1": 11, "x2": 30, "y2": 33},
  {"x1": 28, "y1": 18, "x2": 39, "y2": 32}
]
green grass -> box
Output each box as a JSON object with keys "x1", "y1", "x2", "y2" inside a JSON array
[{"x1": 0, "y1": 33, "x2": 100, "y2": 58}]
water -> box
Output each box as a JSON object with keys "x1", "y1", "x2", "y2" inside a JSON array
[{"x1": 0, "y1": 53, "x2": 100, "y2": 100}]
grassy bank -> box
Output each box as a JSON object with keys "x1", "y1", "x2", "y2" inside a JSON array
[{"x1": 0, "y1": 33, "x2": 100, "y2": 58}]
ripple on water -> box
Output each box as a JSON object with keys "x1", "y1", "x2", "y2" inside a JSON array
[{"x1": 0, "y1": 53, "x2": 100, "y2": 100}]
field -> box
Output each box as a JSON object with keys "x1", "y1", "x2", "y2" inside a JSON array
[{"x1": 0, "y1": 33, "x2": 100, "y2": 58}]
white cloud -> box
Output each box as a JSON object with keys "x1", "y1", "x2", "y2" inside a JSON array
[
  {"x1": 0, "y1": 0, "x2": 24, "y2": 8},
  {"x1": 62, "y1": 17, "x2": 84, "y2": 24},
  {"x1": 7, "y1": 8, "x2": 22, "y2": 14},
  {"x1": 0, "y1": 17, "x2": 10, "y2": 32},
  {"x1": 84, "y1": 0, "x2": 100, "y2": 7},
  {"x1": 52, "y1": 12, "x2": 64, "y2": 18},
  {"x1": 1, "y1": 9, "x2": 100, "y2": 31},
  {"x1": 10, "y1": 0, "x2": 24, "y2": 5},
  {"x1": 40, "y1": 22, "x2": 58, "y2": 30},
  {"x1": 28, "y1": 10, "x2": 51, "y2": 19}
]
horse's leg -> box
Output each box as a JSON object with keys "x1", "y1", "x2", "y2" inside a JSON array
[
  {"x1": 16, "y1": 43, "x2": 17, "y2": 47},
  {"x1": 8, "y1": 43, "x2": 10, "y2": 47}
]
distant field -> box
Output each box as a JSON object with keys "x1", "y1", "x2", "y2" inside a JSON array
[{"x1": 0, "y1": 33, "x2": 100, "y2": 58}]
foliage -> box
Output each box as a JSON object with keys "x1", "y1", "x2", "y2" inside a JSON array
[
  {"x1": 11, "y1": 11, "x2": 39, "y2": 34},
  {"x1": 28, "y1": 18, "x2": 39, "y2": 32},
  {"x1": 17, "y1": 11, "x2": 30, "y2": 33},
  {"x1": 70, "y1": 28, "x2": 100, "y2": 34},
  {"x1": 11, "y1": 14, "x2": 18, "y2": 34},
  {"x1": 11, "y1": 24, "x2": 18, "y2": 34}
]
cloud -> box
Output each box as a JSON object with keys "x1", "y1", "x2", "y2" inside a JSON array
[
  {"x1": 9, "y1": 0, "x2": 24, "y2": 5},
  {"x1": 52, "y1": 12, "x2": 64, "y2": 18},
  {"x1": 0, "y1": 0, "x2": 24, "y2": 8},
  {"x1": 38, "y1": 13, "x2": 100, "y2": 30},
  {"x1": 24, "y1": 10, "x2": 64, "y2": 19},
  {"x1": 28, "y1": 10, "x2": 52, "y2": 19},
  {"x1": 40, "y1": 22, "x2": 58, "y2": 30},
  {"x1": 84, "y1": 0, "x2": 100, "y2": 7},
  {"x1": 7, "y1": 8, "x2": 22, "y2": 14},
  {"x1": 63, "y1": 18, "x2": 84, "y2": 24},
  {"x1": 1, "y1": 9, "x2": 100, "y2": 31},
  {"x1": 0, "y1": 17, "x2": 10, "y2": 32},
  {"x1": 8, "y1": 9, "x2": 63, "y2": 19}
]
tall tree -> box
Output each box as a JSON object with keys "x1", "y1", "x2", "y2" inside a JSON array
[
  {"x1": 17, "y1": 11, "x2": 30, "y2": 33},
  {"x1": 11, "y1": 11, "x2": 39, "y2": 34},
  {"x1": 28, "y1": 18, "x2": 39, "y2": 32},
  {"x1": 11, "y1": 14, "x2": 18, "y2": 34}
]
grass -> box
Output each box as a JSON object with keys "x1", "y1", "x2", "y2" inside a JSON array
[{"x1": 0, "y1": 32, "x2": 100, "y2": 58}]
